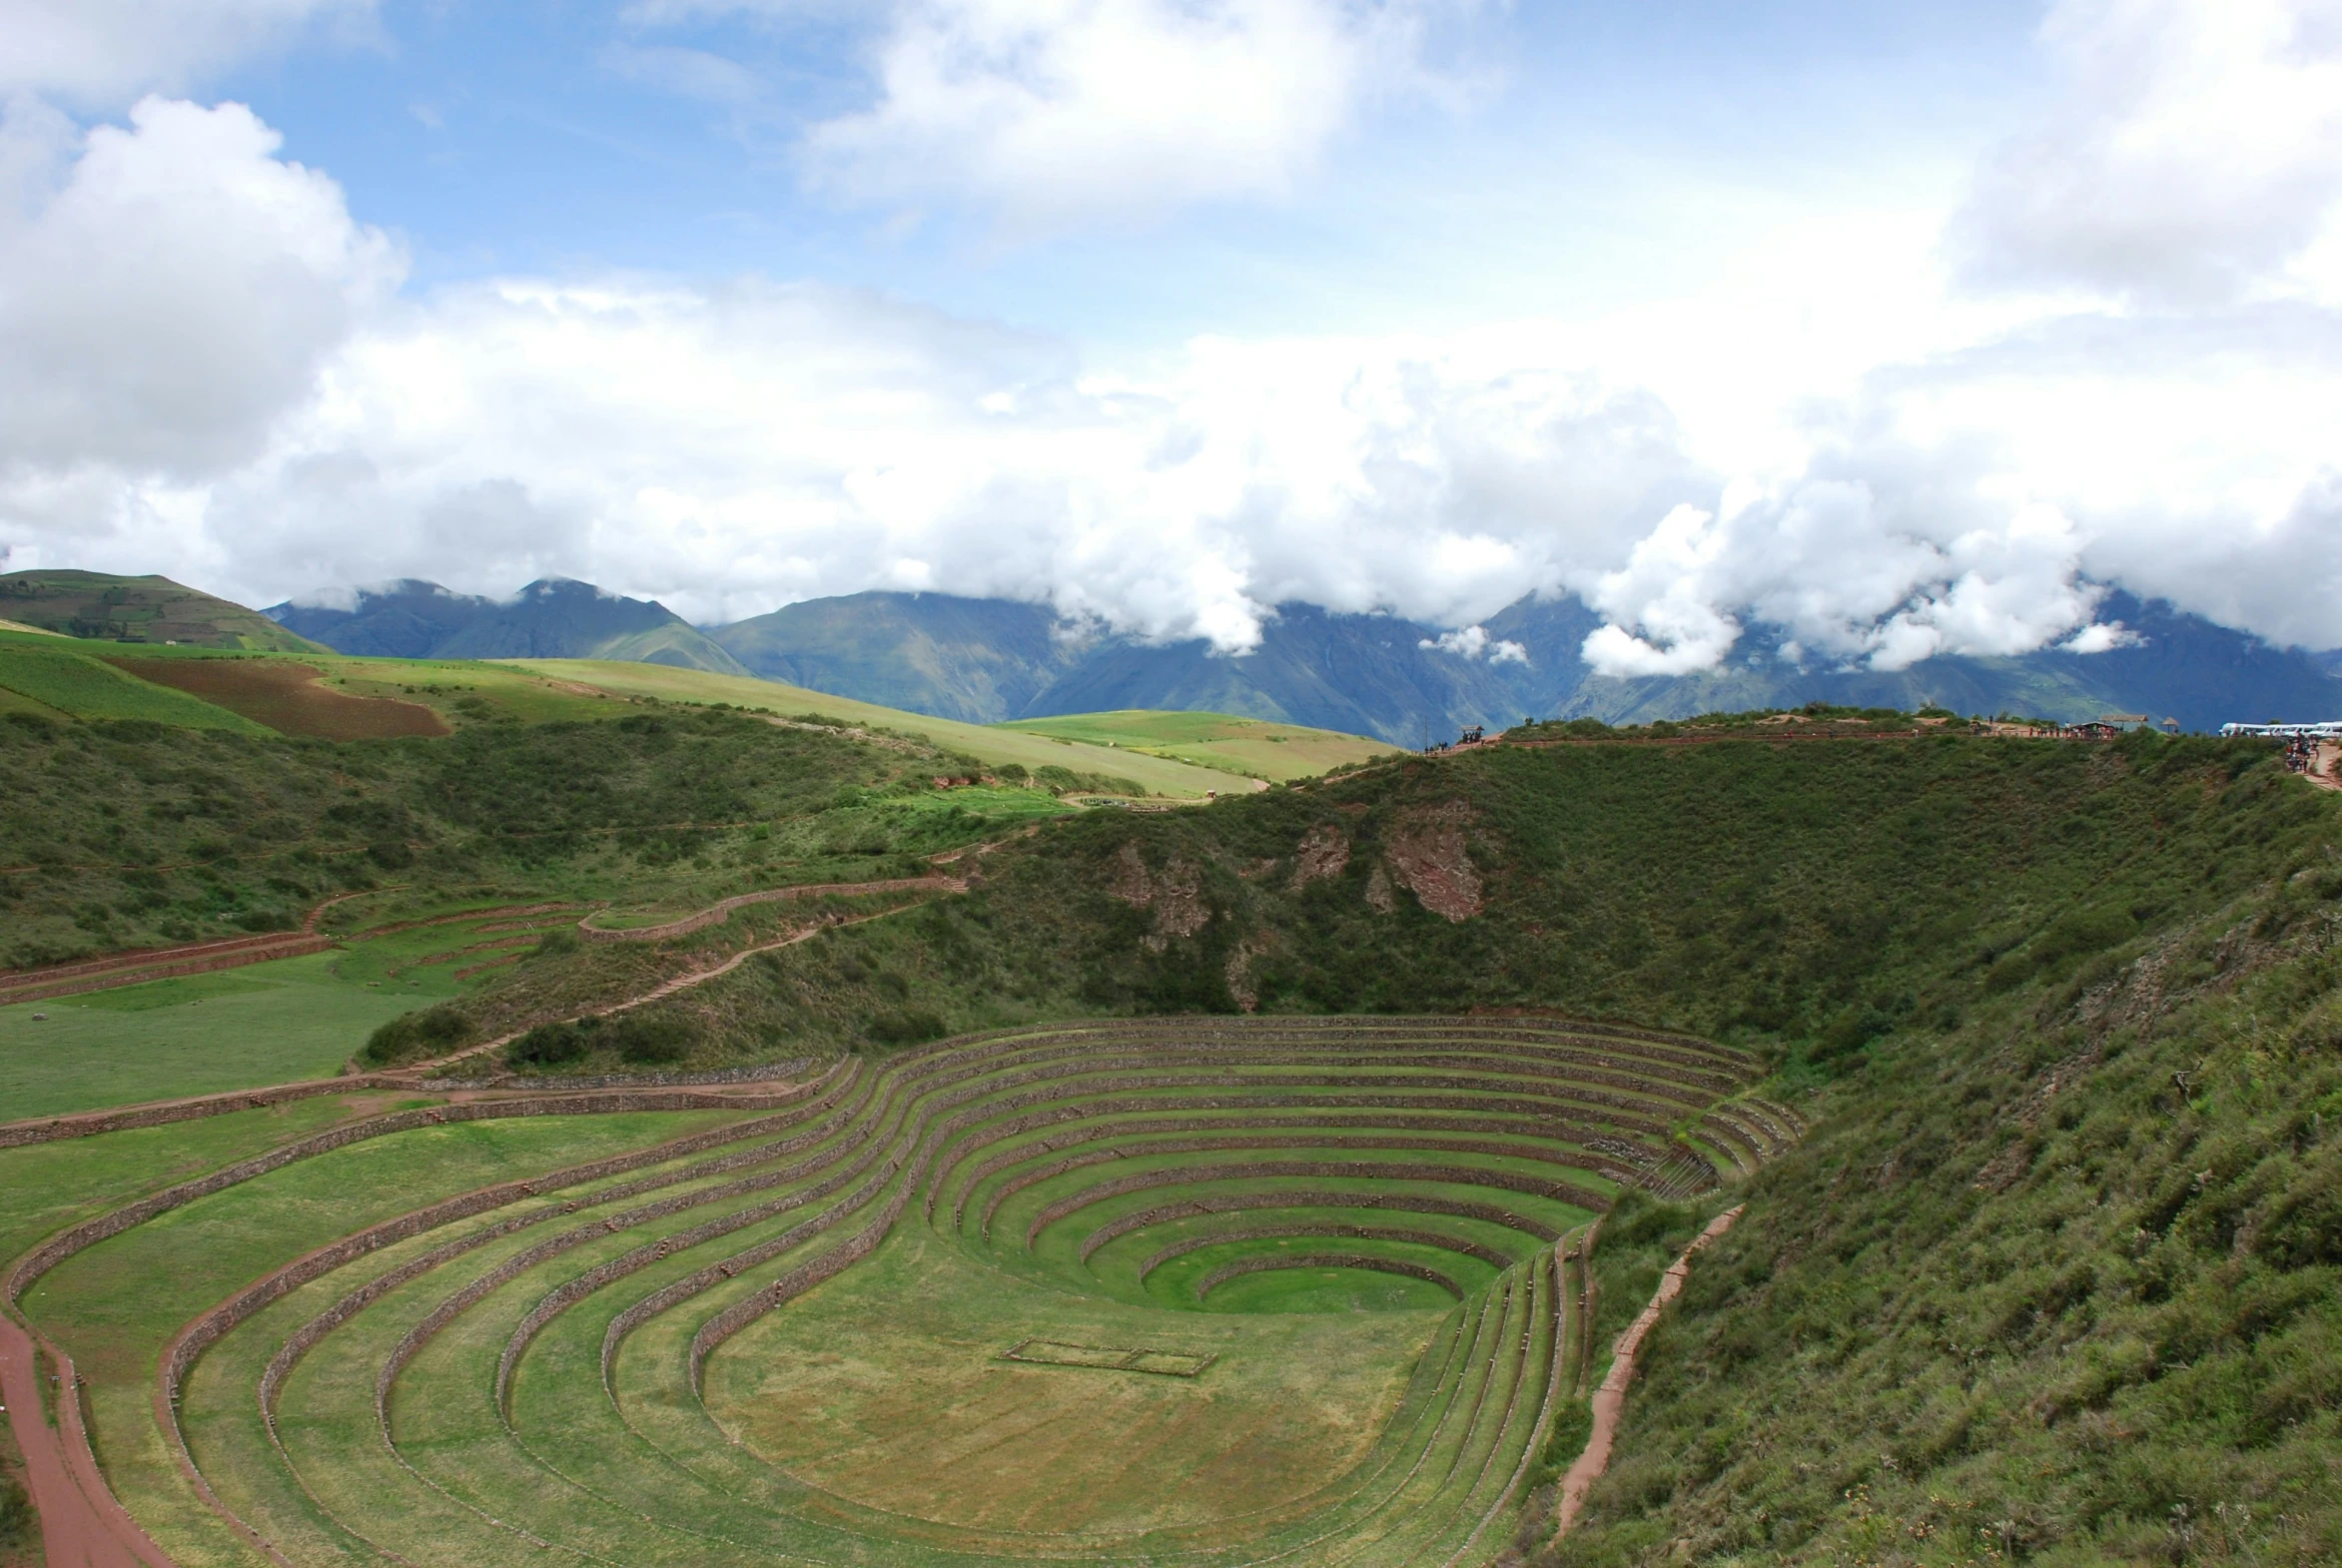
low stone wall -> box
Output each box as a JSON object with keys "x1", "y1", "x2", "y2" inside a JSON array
[
  {"x1": 1194, "y1": 1251, "x2": 1463, "y2": 1301},
  {"x1": 1080, "y1": 1190, "x2": 1562, "y2": 1262},
  {"x1": 8, "y1": 1078, "x2": 836, "y2": 1308},
  {"x1": 939, "y1": 1110, "x2": 1643, "y2": 1226},
  {"x1": 1138, "y1": 1222, "x2": 1514, "y2": 1283},
  {"x1": 0, "y1": 936, "x2": 336, "y2": 1008},
  {"x1": 977, "y1": 1134, "x2": 1613, "y2": 1235},
  {"x1": 0, "y1": 1074, "x2": 410, "y2": 1150},
  {"x1": 1026, "y1": 1159, "x2": 1609, "y2": 1247}
]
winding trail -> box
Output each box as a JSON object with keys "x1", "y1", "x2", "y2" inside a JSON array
[{"x1": 1550, "y1": 1204, "x2": 1744, "y2": 1543}]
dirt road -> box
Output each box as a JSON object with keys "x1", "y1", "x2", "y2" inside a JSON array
[{"x1": 0, "y1": 1313, "x2": 173, "y2": 1567}]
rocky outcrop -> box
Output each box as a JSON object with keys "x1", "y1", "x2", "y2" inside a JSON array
[
  {"x1": 1383, "y1": 801, "x2": 1484, "y2": 920},
  {"x1": 1109, "y1": 843, "x2": 1212, "y2": 951}
]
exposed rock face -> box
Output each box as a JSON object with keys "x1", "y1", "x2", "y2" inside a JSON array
[
  {"x1": 1110, "y1": 843, "x2": 1211, "y2": 952},
  {"x1": 1364, "y1": 864, "x2": 1396, "y2": 914},
  {"x1": 1382, "y1": 802, "x2": 1483, "y2": 921},
  {"x1": 1224, "y1": 939, "x2": 1266, "y2": 1012},
  {"x1": 1289, "y1": 824, "x2": 1350, "y2": 891},
  {"x1": 1110, "y1": 843, "x2": 1154, "y2": 906}
]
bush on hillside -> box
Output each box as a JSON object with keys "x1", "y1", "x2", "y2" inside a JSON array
[
  {"x1": 866, "y1": 1008, "x2": 947, "y2": 1046},
  {"x1": 0, "y1": 1471, "x2": 30, "y2": 1553},
  {"x1": 360, "y1": 1004, "x2": 474, "y2": 1067},
  {"x1": 503, "y1": 1013, "x2": 698, "y2": 1071}
]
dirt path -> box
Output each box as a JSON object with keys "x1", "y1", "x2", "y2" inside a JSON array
[
  {"x1": 1550, "y1": 1204, "x2": 1744, "y2": 1543},
  {"x1": 409, "y1": 896, "x2": 946, "y2": 1077},
  {"x1": 0, "y1": 1312, "x2": 172, "y2": 1567},
  {"x1": 2309, "y1": 740, "x2": 2342, "y2": 792},
  {"x1": 578, "y1": 876, "x2": 963, "y2": 941}
]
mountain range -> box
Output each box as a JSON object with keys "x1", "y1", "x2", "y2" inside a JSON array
[{"x1": 262, "y1": 576, "x2": 2342, "y2": 742}]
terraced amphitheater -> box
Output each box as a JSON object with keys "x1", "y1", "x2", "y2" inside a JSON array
[{"x1": 7, "y1": 1016, "x2": 1798, "y2": 1568}]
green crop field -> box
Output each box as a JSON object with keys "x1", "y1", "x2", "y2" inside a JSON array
[
  {"x1": 998, "y1": 709, "x2": 1397, "y2": 782},
  {"x1": 0, "y1": 635, "x2": 267, "y2": 731}
]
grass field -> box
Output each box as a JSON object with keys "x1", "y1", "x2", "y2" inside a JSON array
[
  {"x1": 998, "y1": 710, "x2": 1396, "y2": 782},
  {"x1": 0, "y1": 926, "x2": 519, "y2": 1119},
  {"x1": 506, "y1": 658, "x2": 1263, "y2": 796},
  {"x1": 0, "y1": 635, "x2": 267, "y2": 731},
  {"x1": 5, "y1": 1016, "x2": 1763, "y2": 1568}
]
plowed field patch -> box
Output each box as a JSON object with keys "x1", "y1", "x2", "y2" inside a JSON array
[{"x1": 108, "y1": 658, "x2": 448, "y2": 739}]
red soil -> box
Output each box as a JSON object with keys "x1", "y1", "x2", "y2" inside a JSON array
[
  {"x1": 0, "y1": 1313, "x2": 173, "y2": 1567},
  {"x1": 107, "y1": 659, "x2": 447, "y2": 740},
  {"x1": 1551, "y1": 1204, "x2": 1745, "y2": 1542}
]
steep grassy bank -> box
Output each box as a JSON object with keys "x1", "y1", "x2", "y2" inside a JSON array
[
  {"x1": 1534, "y1": 873, "x2": 2342, "y2": 1567},
  {"x1": 591, "y1": 732, "x2": 2329, "y2": 1066}
]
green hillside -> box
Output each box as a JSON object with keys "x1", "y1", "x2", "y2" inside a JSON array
[
  {"x1": 4, "y1": 709, "x2": 2337, "y2": 1565},
  {"x1": 0, "y1": 633, "x2": 270, "y2": 731},
  {"x1": 0, "y1": 698, "x2": 1063, "y2": 973},
  {"x1": 504, "y1": 657, "x2": 1263, "y2": 797},
  {"x1": 998, "y1": 709, "x2": 1396, "y2": 781},
  {"x1": 468, "y1": 730, "x2": 2337, "y2": 1562},
  {"x1": 0, "y1": 569, "x2": 328, "y2": 652}
]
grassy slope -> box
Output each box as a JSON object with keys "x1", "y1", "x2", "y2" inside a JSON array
[
  {"x1": 0, "y1": 635, "x2": 267, "y2": 732},
  {"x1": 0, "y1": 570, "x2": 326, "y2": 653},
  {"x1": 998, "y1": 709, "x2": 1396, "y2": 782},
  {"x1": 568, "y1": 733, "x2": 2342, "y2": 1565},
  {"x1": 0, "y1": 701, "x2": 1032, "y2": 971},
  {"x1": 507, "y1": 657, "x2": 1258, "y2": 796},
  {"x1": 655, "y1": 733, "x2": 2323, "y2": 1049},
  {"x1": 1541, "y1": 890, "x2": 2342, "y2": 1565}
]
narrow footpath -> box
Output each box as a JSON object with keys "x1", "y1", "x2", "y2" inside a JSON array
[{"x1": 1551, "y1": 1205, "x2": 1745, "y2": 1543}]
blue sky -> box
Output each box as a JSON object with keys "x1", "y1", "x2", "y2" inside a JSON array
[
  {"x1": 216, "y1": 1, "x2": 2043, "y2": 342},
  {"x1": 2, "y1": 0, "x2": 2338, "y2": 665}
]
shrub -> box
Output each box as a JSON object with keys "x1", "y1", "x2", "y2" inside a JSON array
[
  {"x1": 506, "y1": 1020, "x2": 591, "y2": 1068},
  {"x1": 610, "y1": 1015, "x2": 694, "y2": 1064},
  {"x1": 867, "y1": 1009, "x2": 948, "y2": 1046},
  {"x1": 503, "y1": 1013, "x2": 697, "y2": 1070},
  {"x1": 360, "y1": 1004, "x2": 474, "y2": 1067},
  {"x1": 0, "y1": 1471, "x2": 30, "y2": 1552}
]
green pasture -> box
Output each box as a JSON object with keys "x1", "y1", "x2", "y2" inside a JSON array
[
  {"x1": 22, "y1": 1110, "x2": 755, "y2": 1568},
  {"x1": 998, "y1": 709, "x2": 1396, "y2": 782},
  {"x1": 0, "y1": 954, "x2": 424, "y2": 1119},
  {"x1": 0, "y1": 633, "x2": 264, "y2": 731},
  {"x1": 503, "y1": 658, "x2": 1257, "y2": 797},
  {"x1": 703, "y1": 1223, "x2": 1444, "y2": 1542},
  {"x1": 0, "y1": 907, "x2": 569, "y2": 1119}
]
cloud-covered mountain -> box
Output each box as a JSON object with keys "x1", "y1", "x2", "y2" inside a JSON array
[
  {"x1": 693, "y1": 587, "x2": 2342, "y2": 743},
  {"x1": 265, "y1": 579, "x2": 748, "y2": 674}
]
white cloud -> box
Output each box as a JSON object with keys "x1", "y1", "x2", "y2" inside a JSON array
[
  {"x1": 0, "y1": 0, "x2": 376, "y2": 108},
  {"x1": 0, "y1": 96, "x2": 401, "y2": 478},
  {"x1": 1579, "y1": 488, "x2": 2122, "y2": 678},
  {"x1": 802, "y1": 0, "x2": 1467, "y2": 235},
  {"x1": 1420, "y1": 624, "x2": 1527, "y2": 663},
  {"x1": 1952, "y1": 0, "x2": 2342, "y2": 305}
]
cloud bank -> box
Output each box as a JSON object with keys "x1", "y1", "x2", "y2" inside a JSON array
[{"x1": 0, "y1": 0, "x2": 2337, "y2": 673}]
